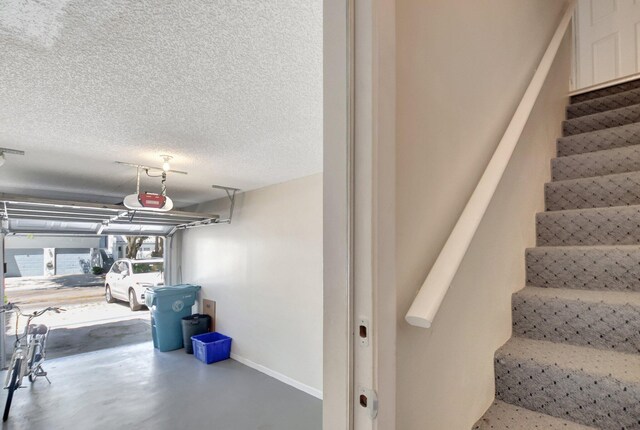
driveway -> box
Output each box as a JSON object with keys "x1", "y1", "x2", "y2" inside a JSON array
[
  {"x1": 5, "y1": 273, "x2": 106, "y2": 310},
  {"x1": 3, "y1": 274, "x2": 151, "y2": 359}
]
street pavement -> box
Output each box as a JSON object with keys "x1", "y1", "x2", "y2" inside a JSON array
[{"x1": 5, "y1": 273, "x2": 104, "y2": 291}]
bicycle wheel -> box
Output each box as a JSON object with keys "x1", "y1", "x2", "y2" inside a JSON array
[{"x1": 3, "y1": 357, "x2": 21, "y2": 422}]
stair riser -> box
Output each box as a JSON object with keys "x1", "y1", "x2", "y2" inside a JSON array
[
  {"x1": 551, "y1": 145, "x2": 640, "y2": 181},
  {"x1": 567, "y1": 88, "x2": 640, "y2": 119},
  {"x1": 495, "y1": 355, "x2": 640, "y2": 429},
  {"x1": 473, "y1": 401, "x2": 596, "y2": 430},
  {"x1": 512, "y1": 293, "x2": 640, "y2": 354},
  {"x1": 571, "y1": 80, "x2": 640, "y2": 104},
  {"x1": 557, "y1": 123, "x2": 640, "y2": 157},
  {"x1": 545, "y1": 172, "x2": 640, "y2": 211},
  {"x1": 563, "y1": 105, "x2": 640, "y2": 136},
  {"x1": 526, "y1": 247, "x2": 640, "y2": 292},
  {"x1": 536, "y1": 206, "x2": 640, "y2": 246}
]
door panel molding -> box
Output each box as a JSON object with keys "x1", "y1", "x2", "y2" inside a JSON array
[{"x1": 575, "y1": 0, "x2": 640, "y2": 88}]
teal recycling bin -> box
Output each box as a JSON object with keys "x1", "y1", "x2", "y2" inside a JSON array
[{"x1": 145, "y1": 284, "x2": 201, "y2": 352}]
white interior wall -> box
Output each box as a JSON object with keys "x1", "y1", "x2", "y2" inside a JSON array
[
  {"x1": 395, "y1": 1, "x2": 572, "y2": 428},
  {"x1": 178, "y1": 174, "x2": 323, "y2": 397}
]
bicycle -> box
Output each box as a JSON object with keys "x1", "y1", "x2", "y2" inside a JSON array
[{"x1": 0, "y1": 303, "x2": 64, "y2": 422}]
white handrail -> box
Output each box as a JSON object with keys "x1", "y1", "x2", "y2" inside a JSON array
[{"x1": 405, "y1": 1, "x2": 576, "y2": 328}]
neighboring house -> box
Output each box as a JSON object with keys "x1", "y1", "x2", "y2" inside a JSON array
[
  {"x1": 5, "y1": 235, "x2": 108, "y2": 277},
  {"x1": 107, "y1": 236, "x2": 127, "y2": 260}
]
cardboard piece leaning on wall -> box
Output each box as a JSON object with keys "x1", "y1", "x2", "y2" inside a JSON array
[{"x1": 203, "y1": 299, "x2": 216, "y2": 332}]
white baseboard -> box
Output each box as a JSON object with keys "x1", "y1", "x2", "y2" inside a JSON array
[
  {"x1": 570, "y1": 71, "x2": 640, "y2": 95},
  {"x1": 230, "y1": 353, "x2": 323, "y2": 400}
]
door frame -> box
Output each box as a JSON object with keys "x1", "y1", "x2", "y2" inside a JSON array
[
  {"x1": 323, "y1": 0, "x2": 354, "y2": 427},
  {"x1": 323, "y1": 1, "x2": 396, "y2": 429},
  {"x1": 0, "y1": 232, "x2": 5, "y2": 370}
]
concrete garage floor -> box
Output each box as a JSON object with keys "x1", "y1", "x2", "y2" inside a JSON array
[
  {"x1": 5, "y1": 301, "x2": 152, "y2": 360},
  {"x1": 44, "y1": 318, "x2": 151, "y2": 359},
  {"x1": 1, "y1": 342, "x2": 322, "y2": 430}
]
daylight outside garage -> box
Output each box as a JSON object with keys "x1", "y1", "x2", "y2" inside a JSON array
[{"x1": 0, "y1": 193, "x2": 219, "y2": 367}]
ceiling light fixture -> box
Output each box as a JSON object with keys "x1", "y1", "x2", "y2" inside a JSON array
[
  {"x1": 114, "y1": 161, "x2": 188, "y2": 175},
  {"x1": 0, "y1": 147, "x2": 26, "y2": 167},
  {"x1": 160, "y1": 155, "x2": 173, "y2": 173}
]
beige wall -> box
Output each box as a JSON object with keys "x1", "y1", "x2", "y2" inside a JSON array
[
  {"x1": 178, "y1": 174, "x2": 323, "y2": 396},
  {"x1": 395, "y1": 1, "x2": 572, "y2": 428}
]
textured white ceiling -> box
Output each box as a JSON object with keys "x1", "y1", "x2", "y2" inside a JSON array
[{"x1": 0, "y1": 0, "x2": 322, "y2": 206}]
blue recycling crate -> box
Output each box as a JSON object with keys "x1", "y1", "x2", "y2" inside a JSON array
[{"x1": 191, "y1": 332, "x2": 232, "y2": 364}]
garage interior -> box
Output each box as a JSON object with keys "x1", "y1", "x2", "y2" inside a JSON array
[
  {"x1": 0, "y1": 194, "x2": 221, "y2": 363},
  {"x1": 0, "y1": 1, "x2": 323, "y2": 429}
]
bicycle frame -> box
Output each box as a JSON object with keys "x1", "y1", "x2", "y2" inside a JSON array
[
  {"x1": 0, "y1": 303, "x2": 63, "y2": 421},
  {"x1": 3, "y1": 311, "x2": 50, "y2": 388}
]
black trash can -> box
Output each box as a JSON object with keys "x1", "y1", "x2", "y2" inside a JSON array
[{"x1": 181, "y1": 314, "x2": 212, "y2": 354}]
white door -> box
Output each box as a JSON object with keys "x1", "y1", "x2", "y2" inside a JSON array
[{"x1": 576, "y1": 0, "x2": 640, "y2": 89}]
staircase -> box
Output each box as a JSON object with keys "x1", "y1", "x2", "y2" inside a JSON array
[{"x1": 473, "y1": 80, "x2": 640, "y2": 429}]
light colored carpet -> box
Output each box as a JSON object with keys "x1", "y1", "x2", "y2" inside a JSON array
[{"x1": 475, "y1": 80, "x2": 640, "y2": 429}]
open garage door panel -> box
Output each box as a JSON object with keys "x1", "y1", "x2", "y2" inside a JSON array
[{"x1": 0, "y1": 193, "x2": 219, "y2": 236}]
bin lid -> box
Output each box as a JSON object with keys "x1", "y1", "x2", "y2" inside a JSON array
[{"x1": 146, "y1": 284, "x2": 201, "y2": 297}]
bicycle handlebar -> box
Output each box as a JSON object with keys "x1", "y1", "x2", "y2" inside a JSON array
[
  {"x1": 0, "y1": 303, "x2": 66, "y2": 316},
  {"x1": 30, "y1": 307, "x2": 66, "y2": 317}
]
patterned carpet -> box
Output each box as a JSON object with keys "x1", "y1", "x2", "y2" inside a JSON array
[{"x1": 474, "y1": 80, "x2": 640, "y2": 429}]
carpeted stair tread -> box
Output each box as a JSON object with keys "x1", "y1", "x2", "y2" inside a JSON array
[
  {"x1": 512, "y1": 286, "x2": 640, "y2": 354},
  {"x1": 526, "y1": 245, "x2": 640, "y2": 292},
  {"x1": 570, "y1": 79, "x2": 640, "y2": 104},
  {"x1": 478, "y1": 79, "x2": 640, "y2": 430},
  {"x1": 562, "y1": 103, "x2": 640, "y2": 136},
  {"x1": 567, "y1": 87, "x2": 640, "y2": 119},
  {"x1": 557, "y1": 122, "x2": 640, "y2": 157},
  {"x1": 551, "y1": 144, "x2": 640, "y2": 181},
  {"x1": 495, "y1": 337, "x2": 640, "y2": 429},
  {"x1": 545, "y1": 171, "x2": 640, "y2": 211},
  {"x1": 536, "y1": 204, "x2": 640, "y2": 246},
  {"x1": 472, "y1": 400, "x2": 596, "y2": 430}
]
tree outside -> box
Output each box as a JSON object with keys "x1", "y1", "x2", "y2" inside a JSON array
[{"x1": 125, "y1": 236, "x2": 164, "y2": 259}]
